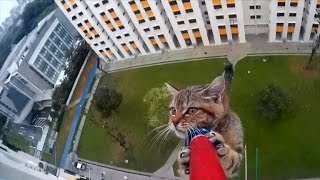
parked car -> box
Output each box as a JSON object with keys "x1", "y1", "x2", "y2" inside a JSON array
[{"x1": 74, "y1": 162, "x2": 87, "y2": 170}]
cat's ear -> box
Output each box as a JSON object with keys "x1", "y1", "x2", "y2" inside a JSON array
[
  {"x1": 201, "y1": 76, "x2": 225, "y2": 102},
  {"x1": 165, "y1": 82, "x2": 179, "y2": 96}
]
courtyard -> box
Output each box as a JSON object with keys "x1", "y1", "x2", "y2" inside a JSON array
[{"x1": 77, "y1": 55, "x2": 320, "y2": 179}]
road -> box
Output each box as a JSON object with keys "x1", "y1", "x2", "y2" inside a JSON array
[{"x1": 76, "y1": 159, "x2": 178, "y2": 180}]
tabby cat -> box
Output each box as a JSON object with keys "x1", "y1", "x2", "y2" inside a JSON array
[{"x1": 166, "y1": 75, "x2": 243, "y2": 179}]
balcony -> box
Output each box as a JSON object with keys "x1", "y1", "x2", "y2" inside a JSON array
[
  {"x1": 278, "y1": 0, "x2": 285, "y2": 2},
  {"x1": 231, "y1": 27, "x2": 238, "y2": 34},
  {"x1": 171, "y1": 4, "x2": 179, "y2": 12},
  {"x1": 131, "y1": 4, "x2": 139, "y2": 11},
  {"x1": 136, "y1": 13, "x2": 143, "y2": 20},
  {"x1": 102, "y1": 15, "x2": 109, "y2": 22},
  {"x1": 146, "y1": 10, "x2": 154, "y2": 18},
  {"x1": 226, "y1": 0, "x2": 235, "y2": 5},
  {"x1": 193, "y1": 31, "x2": 201, "y2": 38},
  {"x1": 183, "y1": 2, "x2": 192, "y2": 10},
  {"x1": 107, "y1": 23, "x2": 115, "y2": 30},
  {"x1": 291, "y1": 0, "x2": 298, "y2": 3},
  {"x1": 219, "y1": 28, "x2": 227, "y2": 35},
  {"x1": 130, "y1": 43, "x2": 138, "y2": 49},
  {"x1": 116, "y1": 20, "x2": 123, "y2": 27},
  {"x1": 149, "y1": 39, "x2": 158, "y2": 45},
  {"x1": 318, "y1": 0, "x2": 320, "y2": 5},
  {"x1": 312, "y1": 27, "x2": 318, "y2": 32},
  {"x1": 288, "y1": 25, "x2": 295, "y2": 32},
  {"x1": 110, "y1": 11, "x2": 117, "y2": 19},
  {"x1": 69, "y1": 0, "x2": 75, "y2": 5},
  {"x1": 122, "y1": 44, "x2": 129, "y2": 51},
  {"x1": 107, "y1": 50, "x2": 113, "y2": 55},
  {"x1": 276, "y1": 26, "x2": 283, "y2": 32},
  {"x1": 182, "y1": 32, "x2": 190, "y2": 39},
  {"x1": 141, "y1": 1, "x2": 149, "y2": 8},
  {"x1": 159, "y1": 37, "x2": 167, "y2": 42},
  {"x1": 63, "y1": 3, "x2": 70, "y2": 10},
  {"x1": 212, "y1": 0, "x2": 221, "y2": 5}
]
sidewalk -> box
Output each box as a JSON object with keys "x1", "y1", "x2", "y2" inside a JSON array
[{"x1": 105, "y1": 34, "x2": 313, "y2": 72}]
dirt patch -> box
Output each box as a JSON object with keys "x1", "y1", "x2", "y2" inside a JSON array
[{"x1": 290, "y1": 59, "x2": 320, "y2": 79}]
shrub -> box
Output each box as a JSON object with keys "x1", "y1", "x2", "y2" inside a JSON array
[
  {"x1": 143, "y1": 86, "x2": 171, "y2": 127},
  {"x1": 257, "y1": 83, "x2": 291, "y2": 120},
  {"x1": 93, "y1": 86, "x2": 122, "y2": 117}
]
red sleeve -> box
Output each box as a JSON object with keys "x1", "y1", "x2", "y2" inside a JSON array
[{"x1": 189, "y1": 135, "x2": 226, "y2": 180}]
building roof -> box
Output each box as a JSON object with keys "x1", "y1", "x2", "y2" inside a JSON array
[{"x1": 0, "y1": 85, "x2": 31, "y2": 115}]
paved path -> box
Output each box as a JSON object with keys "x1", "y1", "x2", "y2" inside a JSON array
[
  {"x1": 105, "y1": 34, "x2": 313, "y2": 72},
  {"x1": 66, "y1": 94, "x2": 90, "y2": 110},
  {"x1": 72, "y1": 71, "x2": 103, "y2": 152}
]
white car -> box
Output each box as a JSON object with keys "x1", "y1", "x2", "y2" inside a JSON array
[{"x1": 74, "y1": 162, "x2": 87, "y2": 170}]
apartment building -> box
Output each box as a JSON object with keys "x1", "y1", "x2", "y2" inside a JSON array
[
  {"x1": 55, "y1": 0, "x2": 320, "y2": 62},
  {"x1": 0, "y1": 9, "x2": 78, "y2": 123}
]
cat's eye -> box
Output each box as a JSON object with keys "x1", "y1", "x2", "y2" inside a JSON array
[
  {"x1": 169, "y1": 107, "x2": 176, "y2": 116},
  {"x1": 186, "y1": 107, "x2": 198, "y2": 115}
]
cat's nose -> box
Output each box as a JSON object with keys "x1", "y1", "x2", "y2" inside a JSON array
[{"x1": 172, "y1": 120, "x2": 179, "y2": 126}]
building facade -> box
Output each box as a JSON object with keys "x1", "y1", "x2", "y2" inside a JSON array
[
  {"x1": 0, "y1": 9, "x2": 78, "y2": 123},
  {"x1": 55, "y1": 0, "x2": 320, "y2": 62}
]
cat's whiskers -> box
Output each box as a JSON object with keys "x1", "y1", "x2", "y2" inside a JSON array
[
  {"x1": 150, "y1": 126, "x2": 170, "y2": 150},
  {"x1": 143, "y1": 124, "x2": 168, "y2": 142}
]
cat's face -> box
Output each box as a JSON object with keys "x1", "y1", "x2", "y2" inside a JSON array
[{"x1": 166, "y1": 76, "x2": 227, "y2": 139}]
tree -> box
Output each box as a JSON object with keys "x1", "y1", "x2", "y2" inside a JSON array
[
  {"x1": 305, "y1": 9, "x2": 320, "y2": 69},
  {"x1": 93, "y1": 86, "x2": 122, "y2": 118},
  {"x1": 143, "y1": 85, "x2": 171, "y2": 127},
  {"x1": 257, "y1": 83, "x2": 292, "y2": 120}
]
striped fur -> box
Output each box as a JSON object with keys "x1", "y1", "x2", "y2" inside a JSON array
[{"x1": 167, "y1": 75, "x2": 244, "y2": 179}]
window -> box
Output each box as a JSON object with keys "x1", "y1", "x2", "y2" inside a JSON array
[
  {"x1": 139, "y1": 19, "x2": 145, "y2": 24},
  {"x1": 229, "y1": 14, "x2": 236, "y2": 18},
  {"x1": 173, "y1": 11, "x2": 181, "y2": 15},
  {"x1": 288, "y1": 23, "x2": 295, "y2": 27},
  {"x1": 124, "y1": 33, "x2": 130, "y2": 37},
  {"x1": 144, "y1": 28, "x2": 150, "y2": 32},
  {"x1": 99, "y1": 49, "x2": 103, "y2": 53},
  {"x1": 256, "y1": 15, "x2": 261, "y2": 19},
  {"x1": 189, "y1": 19, "x2": 196, "y2": 23},
  {"x1": 61, "y1": 0, "x2": 65, "y2": 4},
  {"x1": 290, "y1": 2, "x2": 297, "y2": 7},
  {"x1": 250, "y1": 15, "x2": 255, "y2": 19},
  {"x1": 89, "y1": 27, "x2": 94, "y2": 31},
  {"x1": 94, "y1": 3, "x2": 100, "y2": 8},
  {"x1": 83, "y1": 30, "x2": 88, "y2": 33},
  {"x1": 94, "y1": 43, "x2": 98, "y2": 46},
  {"x1": 158, "y1": 34, "x2": 165, "y2": 39},
  {"x1": 218, "y1": 25, "x2": 225, "y2": 29},
  {"x1": 149, "y1": 16, "x2": 156, "y2": 21},
  {"x1": 256, "y1": 5, "x2": 261, "y2": 9},
  {"x1": 102, "y1": 0, "x2": 108, "y2": 5},
  {"x1": 201, "y1": 1, "x2": 205, "y2": 5},
  {"x1": 95, "y1": 34, "x2": 100, "y2": 38},
  {"x1": 204, "y1": 11, "x2": 208, "y2": 15},
  {"x1": 72, "y1": 4, "x2": 77, "y2": 8},
  {"x1": 289, "y1": 13, "x2": 296, "y2": 17},
  {"x1": 216, "y1": 15, "x2": 224, "y2": 19},
  {"x1": 177, "y1": 21, "x2": 185, "y2": 25},
  {"x1": 77, "y1": 23, "x2": 83, "y2": 27},
  {"x1": 119, "y1": 26, "x2": 124, "y2": 29},
  {"x1": 105, "y1": 20, "x2": 110, "y2": 24},
  {"x1": 153, "y1": 25, "x2": 160, "y2": 30},
  {"x1": 116, "y1": 36, "x2": 121, "y2": 39},
  {"x1": 182, "y1": 0, "x2": 190, "y2": 2},
  {"x1": 214, "y1": 5, "x2": 222, "y2": 9},
  {"x1": 227, "y1": 4, "x2": 235, "y2": 8},
  {"x1": 89, "y1": 37, "x2": 93, "y2": 40},
  {"x1": 277, "y1": 22, "x2": 284, "y2": 26},
  {"x1": 250, "y1": 5, "x2": 254, "y2": 9},
  {"x1": 108, "y1": 8, "x2": 114, "y2": 13},
  {"x1": 100, "y1": 12, "x2": 106, "y2": 16},
  {"x1": 105, "y1": 47, "x2": 110, "y2": 51},
  {"x1": 206, "y1": 21, "x2": 210, "y2": 24},
  {"x1": 186, "y1": 9, "x2": 193, "y2": 13},
  {"x1": 78, "y1": 12, "x2": 83, "y2": 16},
  {"x1": 114, "y1": 17, "x2": 119, "y2": 21},
  {"x1": 129, "y1": 1, "x2": 135, "y2": 5},
  {"x1": 169, "y1": 1, "x2": 177, "y2": 5},
  {"x1": 134, "y1": 10, "x2": 141, "y2": 14},
  {"x1": 145, "y1": 7, "x2": 151, "y2": 11},
  {"x1": 100, "y1": 41, "x2": 105, "y2": 45},
  {"x1": 278, "y1": 2, "x2": 285, "y2": 6},
  {"x1": 111, "y1": 28, "x2": 116, "y2": 32},
  {"x1": 66, "y1": 8, "x2": 71, "y2": 12},
  {"x1": 277, "y1": 13, "x2": 285, "y2": 17},
  {"x1": 84, "y1": 19, "x2": 89, "y2": 23}
]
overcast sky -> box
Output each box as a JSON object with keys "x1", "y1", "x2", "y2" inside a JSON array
[{"x1": 0, "y1": 0, "x2": 18, "y2": 24}]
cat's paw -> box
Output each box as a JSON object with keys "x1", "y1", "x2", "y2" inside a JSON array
[
  {"x1": 206, "y1": 131, "x2": 225, "y2": 147},
  {"x1": 177, "y1": 146, "x2": 190, "y2": 179}
]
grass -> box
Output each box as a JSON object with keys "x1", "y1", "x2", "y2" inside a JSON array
[
  {"x1": 54, "y1": 55, "x2": 96, "y2": 165},
  {"x1": 78, "y1": 55, "x2": 320, "y2": 179},
  {"x1": 78, "y1": 58, "x2": 226, "y2": 172},
  {"x1": 232, "y1": 56, "x2": 320, "y2": 180}
]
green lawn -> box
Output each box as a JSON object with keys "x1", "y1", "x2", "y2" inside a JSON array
[
  {"x1": 78, "y1": 55, "x2": 320, "y2": 179},
  {"x1": 78, "y1": 58, "x2": 226, "y2": 172}
]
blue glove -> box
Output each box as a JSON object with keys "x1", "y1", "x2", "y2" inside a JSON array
[{"x1": 185, "y1": 127, "x2": 210, "y2": 146}]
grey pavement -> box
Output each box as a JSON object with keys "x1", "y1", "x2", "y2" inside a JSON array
[
  {"x1": 105, "y1": 34, "x2": 313, "y2": 72},
  {"x1": 65, "y1": 151, "x2": 78, "y2": 173},
  {"x1": 66, "y1": 94, "x2": 90, "y2": 110},
  {"x1": 77, "y1": 158, "x2": 179, "y2": 180}
]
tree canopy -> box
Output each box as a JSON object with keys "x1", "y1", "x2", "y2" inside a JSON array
[{"x1": 143, "y1": 85, "x2": 171, "y2": 127}]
